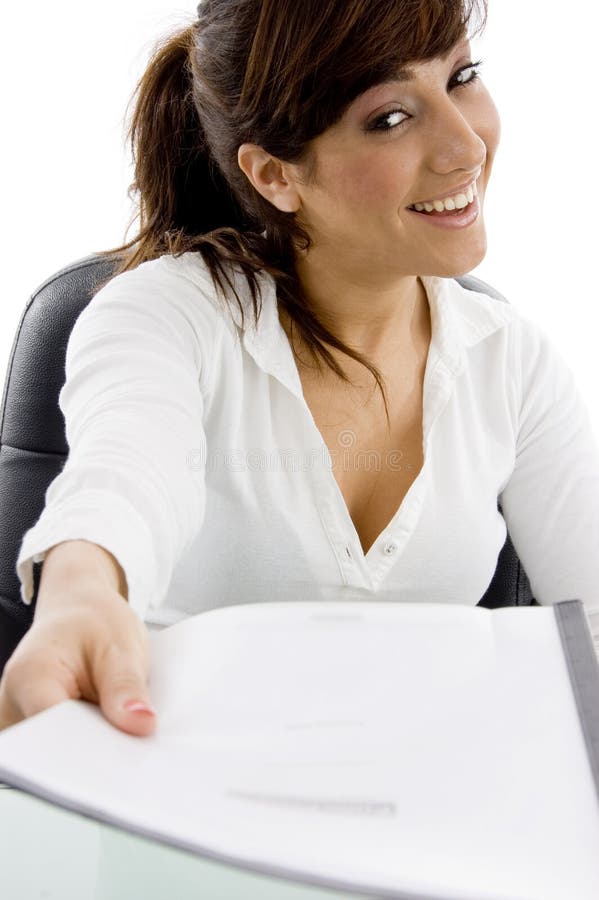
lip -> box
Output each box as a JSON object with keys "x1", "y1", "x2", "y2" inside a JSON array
[
  {"x1": 406, "y1": 192, "x2": 480, "y2": 229},
  {"x1": 408, "y1": 170, "x2": 482, "y2": 207}
]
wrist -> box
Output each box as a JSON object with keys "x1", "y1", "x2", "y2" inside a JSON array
[{"x1": 36, "y1": 540, "x2": 129, "y2": 608}]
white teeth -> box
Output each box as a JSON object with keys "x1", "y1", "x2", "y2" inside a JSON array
[{"x1": 412, "y1": 182, "x2": 477, "y2": 213}]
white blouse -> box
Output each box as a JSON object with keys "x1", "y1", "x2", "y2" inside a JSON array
[{"x1": 15, "y1": 251, "x2": 599, "y2": 656}]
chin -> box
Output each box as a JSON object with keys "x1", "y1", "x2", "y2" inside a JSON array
[
  {"x1": 436, "y1": 260, "x2": 485, "y2": 279},
  {"x1": 427, "y1": 238, "x2": 488, "y2": 280}
]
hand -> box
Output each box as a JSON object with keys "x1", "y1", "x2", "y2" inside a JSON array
[{"x1": 0, "y1": 584, "x2": 156, "y2": 736}]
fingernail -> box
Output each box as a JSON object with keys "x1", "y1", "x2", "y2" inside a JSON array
[{"x1": 123, "y1": 700, "x2": 156, "y2": 716}]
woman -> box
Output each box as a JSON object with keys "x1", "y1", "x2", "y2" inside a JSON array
[{"x1": 1, "y1": 0, "x2": 598, "y2": 736}]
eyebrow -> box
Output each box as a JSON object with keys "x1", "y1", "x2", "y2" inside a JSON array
[
  {"x1": 367, "y1": 68, "x2": 419, "y2": 93},
  {"x1": 390, "y1": 67, "x2": 417, "y2": 83}
]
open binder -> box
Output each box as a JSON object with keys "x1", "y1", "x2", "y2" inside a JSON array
[{"x1": 0, "y1": 599, "x2": 598, "y2": 900}]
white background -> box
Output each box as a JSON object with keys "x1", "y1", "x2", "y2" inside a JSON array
[{"x1": 2, "y1": 2, "x2": 598, "y2": 437}]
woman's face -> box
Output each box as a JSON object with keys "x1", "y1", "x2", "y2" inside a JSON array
[{"x1": 292, "y1": 38, "x2": 500, "y2": 280}]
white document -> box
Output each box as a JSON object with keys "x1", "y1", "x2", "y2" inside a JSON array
[{"x1": 0, "y1": 600, "x2": 598, "y2": 900}]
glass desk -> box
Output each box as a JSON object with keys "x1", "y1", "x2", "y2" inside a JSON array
[{"x1": 0, "y1": 785, "x2": 374, "y2": 899}]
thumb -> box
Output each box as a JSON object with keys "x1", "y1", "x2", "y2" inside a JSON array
[{"x1": 94, "y1": 645, "x2": 156, "y2": 737}]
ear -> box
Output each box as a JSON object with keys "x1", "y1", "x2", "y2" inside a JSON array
[{"x1": 237, "y1": 143, "x2": 301, "y2": 213}]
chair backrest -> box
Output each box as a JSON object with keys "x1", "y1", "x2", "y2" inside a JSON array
[{"x1": 0, "y1": 255, "x2": 536, "y2": 675}]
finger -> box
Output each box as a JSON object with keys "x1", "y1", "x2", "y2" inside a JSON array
[
  {"x1": 0, "y1": 678, "x2": 21, "y2": 731},
  {"x1": 0, "y1": 662, "x2": 73, "y2": 731},
  {"x1": 93, "y1": 645, "x2": 157, "y2": 737}
]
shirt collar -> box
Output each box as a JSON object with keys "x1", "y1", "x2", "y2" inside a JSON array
[
  {"x1": 226, "y1": 263, "x2": 513, "y2": 395},
  {"x1": 420, "y1": 273, "x2": 513, "y2": 378}
]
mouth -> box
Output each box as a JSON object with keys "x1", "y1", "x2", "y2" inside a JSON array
[
  {"x1": 407, "y1": 174, "x2": 480, "y2": 218},
  {"x1": 405, "y1": 192, "x2": 481, "y2": 229}
]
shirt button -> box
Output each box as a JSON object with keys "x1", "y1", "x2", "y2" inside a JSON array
[{"x1": 383, "y1": 541, "x2": 398, "y2": 556}]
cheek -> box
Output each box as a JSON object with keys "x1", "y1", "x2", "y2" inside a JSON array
[
  {"x1": 326, "y1": 151, "x2": 412, "y2": 209},
  {"x1": 479, "y1": 91, "x2": 502, "y2": 162}
]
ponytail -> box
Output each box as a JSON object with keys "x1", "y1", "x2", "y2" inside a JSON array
[{"x1": 101, "y1": 24, "x2": 252, "y2": 275}]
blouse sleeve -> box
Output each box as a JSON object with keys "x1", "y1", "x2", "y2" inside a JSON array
[
  {"x1": 498, "y1": 312, "x2": 599, "y2": 658},
  {"x1": 15, "y1": 256, "x2": 220, "y2": 621}
]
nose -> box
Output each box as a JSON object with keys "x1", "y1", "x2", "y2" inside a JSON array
[{"x1": 425, "y1": 95, "x2": 487, "y2": 175}]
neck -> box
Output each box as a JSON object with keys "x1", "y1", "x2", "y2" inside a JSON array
[{"x1": 287, "y1": 253, "x2": 430, "y2": 362}]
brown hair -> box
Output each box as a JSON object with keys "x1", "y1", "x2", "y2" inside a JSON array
[{"x1": 101, "y1": 0, "x2": 488, "y2": 412}]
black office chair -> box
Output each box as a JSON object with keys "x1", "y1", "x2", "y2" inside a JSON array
[{"x1": 0, "y1": 254, "x2": 536, "y2": 676}]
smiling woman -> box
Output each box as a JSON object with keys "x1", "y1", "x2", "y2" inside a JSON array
[
  {"x1": 234, "y1": 35, "x2": 499, "y2": 357},
  {"x1": 2, "y1": 0, "x2": 599, "y2": 736},
  {"x1": 101, "y1": 0, "x2": 493, "y2": 409}
]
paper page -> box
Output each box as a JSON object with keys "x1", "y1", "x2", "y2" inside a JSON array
[{"x1": 0, "y1": 601, "x2": 598, "y2": 900}]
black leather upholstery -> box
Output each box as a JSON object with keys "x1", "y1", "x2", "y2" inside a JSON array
[
  {"x1": 0, "y1": 255, "x2": 535, "y2": 675},
  {"x1": 0, "y1": 254, "x2": 121, "y2": 673}
]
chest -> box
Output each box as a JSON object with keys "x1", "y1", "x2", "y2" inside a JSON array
[{"x1": 298, "y1": 355, "x2": 428, "y2": 556}]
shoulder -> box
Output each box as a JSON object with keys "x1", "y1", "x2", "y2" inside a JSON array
[
  {"x1": 63, "y1": 253, "x2": 244, "y2": 392},
  {"x1": 91, "y1": 251, "x2": 224, "y2": 319},
  {"x1": 85, "y1": 251, "x2": 249, "y2": 355},
  {"x1": 455, "y1": 279, "x2": 578, "y2": 401},
  {"x1": 99, "y1": 251, "x2": 271, "y2": 339},
  {"x1": 433, "y1": 277, "x2": 578, "y2": 411},
  {"x1": 443, "y1": 275, "x2": 561, "y2": 358}
]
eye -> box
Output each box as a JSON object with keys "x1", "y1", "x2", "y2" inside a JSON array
[
  {"x1": 366, "y1": 59, "x2": 485, "y2": 134},
  {"x1": 453, "y1": 58, "x2": 485, "y2": 88}
]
